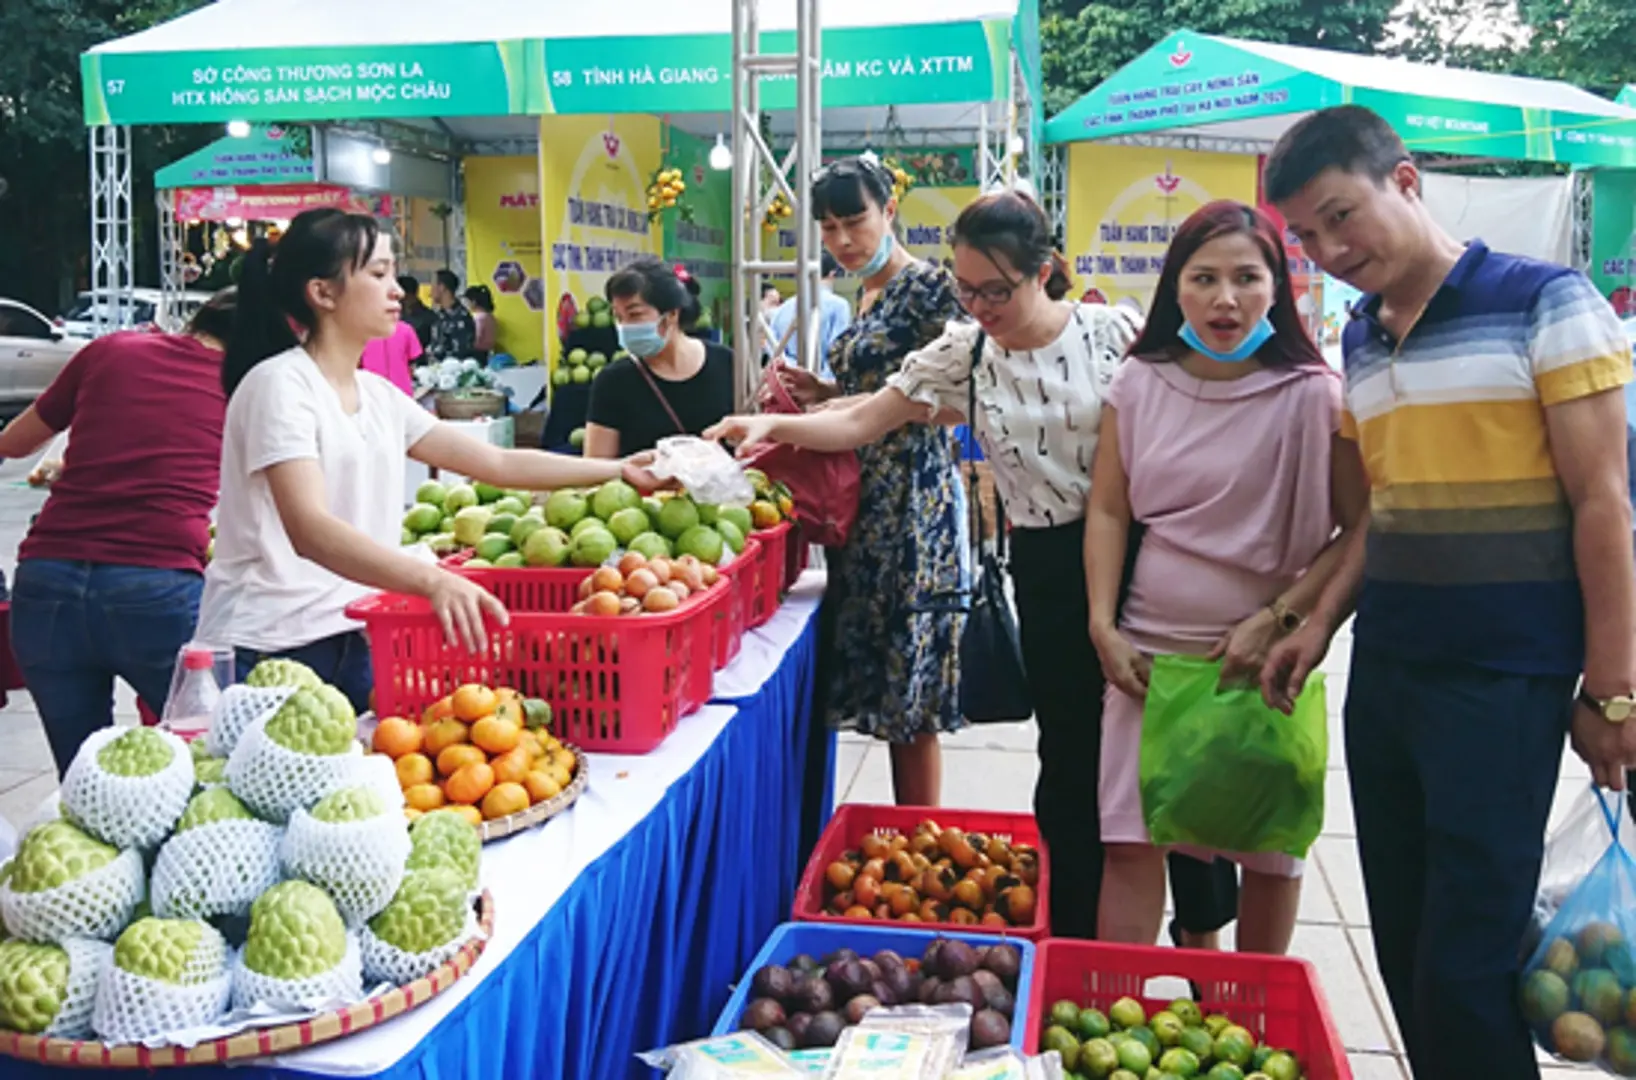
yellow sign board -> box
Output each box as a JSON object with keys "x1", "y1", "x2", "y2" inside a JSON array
[{"x1": 463, "y1": 155, "x2": 546, "y2": 363}]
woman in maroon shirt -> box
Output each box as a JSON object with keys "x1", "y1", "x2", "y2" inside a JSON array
[{"x1": 0, "y1": 292, "x2": 235, "y2": 775}]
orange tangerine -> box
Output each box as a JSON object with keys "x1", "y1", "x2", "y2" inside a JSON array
[
  {"x1": 524, "y1": 770, "x2": 563, "y2": 804},
  {"x1": 542, "y1": 761, "x2": 574, "y2": 790},
  {"x1": 422, "y1": 695, "x2": 456, "y2": 724},
  {"x1": 437, "y1": 744, "x2": 487, "y2": 777},
  {"x1": 372, "y1": 717, "x2": 423, "y2": 759},
  {"x1": 444, "y1": 761, "x2": 495, "y2": 805},
  {"x1": 422, "y1": 719, "x2": 470, "y2": 758},
  {"x1": 517, "y1": 730, "x2": 544, "y2": 760},
  {"x1": 481, "y1": 782, "x2": 529, "y2": 820},
  {"x1": 494, "y1": 687, "x2": 524, "y2": 710},
  {"x1": 471, "y1": 716, "x2": 521, "y2": 756},
  {"x1": 395, "y1": 752, "x2": 434, "y2": 789},
  {"x1": 447, "y1": 804, "x2": 484, "y2": 828},
  {"x1": 403, "y1": 807, "x2": 423, "y2": 822},
  {"x1": 404, "y1": 783, "x2": 446, "y2": 812},
  {"x1": 491, "y1": 746, "x2": 534, "y2": 786},
  {"x1": 495, "y1": 697, "x2": 525, "y2": 728},
  {"x1": 451, "y1": 684, "x2": 499, "y2": 723}
]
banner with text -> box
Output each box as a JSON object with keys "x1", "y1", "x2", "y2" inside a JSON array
[
  {"x1": 660, "y1": 129, "x2": 734, "y2": 339},
  {"x1": 464, "y1": 156, "x2": 546, "y2": 364},
  {"x1": 1065, "y1": 144, "x2": 1257, "y2": 309},
  {"x1": 540, "y1": 114, "x2": 663, "y2": 368},
  {"x1": 1592, "y1": 171, "x2": 1636, "y2": 317}
]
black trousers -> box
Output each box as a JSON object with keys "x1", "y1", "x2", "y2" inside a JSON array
[{"x1": 1009, "y1": 518, "x2": 1239, "y2": 940}]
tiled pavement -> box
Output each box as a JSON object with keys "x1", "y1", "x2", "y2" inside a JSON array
[{"x1": 0, "y1": 453, "x2": 1596, "y2": 1077}]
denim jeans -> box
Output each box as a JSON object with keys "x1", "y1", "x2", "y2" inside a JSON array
[
  {"x1": 234, "y1": 631, "x2": 374, "y2": 717},
  {"x1": 10, "y1": 559, "x2": 203, "y2": 777}
]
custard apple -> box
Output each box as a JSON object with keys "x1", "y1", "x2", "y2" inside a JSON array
[
  {"x1": 8, "y1": 821, "x2": 116, "y2": 893},
  {"x1": 189, "y1": 739, "x2": 212, "y2": 762},
  {"x1": 175, "y1": 788, "x2": 254, "y2": 834},
  {"x1": 243, "y1": 882, "x2": 348, "y2": 980},
  {"x1": 264, "y1": 686, "x2": 357, "y2": 756},
  {"x1": 406, "y1": 810, "x2": 482, "y2": 890},
  {"x1": 245, "y1": 658, "x2": 323, "y2": 692},
  {"x1": 193, "y1": 755, "x2": 227, "y2": 786},
  {"x1": 310, "y1": 786, "x2": 386, "y2": 824},
  {"x1": 367, "y1": 869, "x2": 467, "y2": 955},
  {"x1": 95, "y1": 727, "x2": 176, "y2": 778},
  {"x1": 113, "y1": 918, "x2": 226, "y2": 986},
  {"x1": 0, "y1": 939, "x2": 70, "y2": 1033}
]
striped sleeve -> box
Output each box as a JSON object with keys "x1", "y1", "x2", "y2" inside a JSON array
[{"x1": 1528, "y1": 271, "x2": 1632, "y2": 406}]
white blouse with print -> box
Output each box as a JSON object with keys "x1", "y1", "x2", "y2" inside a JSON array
[{"x1": 886, "y1": 303, "x2": 1139, "y2": 529}]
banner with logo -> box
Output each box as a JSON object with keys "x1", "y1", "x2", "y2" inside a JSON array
[
  {"x1": 660, "y1": 129, "x2": 734, "y2": 339},
  {"x1": 539, "y1": 114, "x2": 663, "y2": 368},
  {"x1": 1592, "y1": 171, "x2": 1636, "y2": 317},
  {"x1": 1064, "y1": 144, "x2": 1258, "y2": 308},
  {"x1": 171, "y1": 183, "x2": 383, "y2": 224},
  {"x1": 464, "y1": 155, "x2": 546, "y2": 364}
]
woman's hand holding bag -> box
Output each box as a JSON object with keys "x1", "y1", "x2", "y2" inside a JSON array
[{"x1": 733, "y1": 362, "x2": 861, "y2": 548}]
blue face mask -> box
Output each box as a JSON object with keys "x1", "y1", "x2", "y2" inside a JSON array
[
  {"x1": 617, "y1": 320, "x2": 667, "y2": 359},
  {"x1": 857, "y1": 230, "x2": 895, "y2": 279},
  {"x1": 1179, "y1": 316, "x2": 1275, "y2": 363}
]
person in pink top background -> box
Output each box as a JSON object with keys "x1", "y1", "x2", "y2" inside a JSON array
[
  {"x1": 1085, "y1": 202, "x2": 1369, "y2": 955},
  {"x1": 360, "y1": 317, "x2": 420, "y2": 396}
]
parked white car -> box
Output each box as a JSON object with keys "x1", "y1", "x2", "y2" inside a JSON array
[
  {"x1": 57, "y1": 288, "x2": 213, "y2": 340},
  {"x1": 0, "y1": 299, "x2": 85, "y2": 417}
]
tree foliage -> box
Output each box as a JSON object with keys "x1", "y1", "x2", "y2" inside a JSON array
[
  {"x1": 1515, "y1": 0, "x2": 1636, "y2": 98},
  {"x1": 0, "y1": 0, "x2": 213, "y2": 312}
]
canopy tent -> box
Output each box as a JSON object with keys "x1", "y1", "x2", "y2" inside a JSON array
[
  {"x1": 1622, "y1": 87, "x2": 1636, "y2": 108},
  {"x1": 1044, "y1": 29, "x2": 1636, "y2": 168}
]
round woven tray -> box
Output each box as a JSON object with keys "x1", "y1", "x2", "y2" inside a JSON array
[
  {"x1": 479, "y1": 742, "x2": 588, "y2": 843},
  {"x1": 0, "y1": 890, "x2": 495, "y2": 1069}
]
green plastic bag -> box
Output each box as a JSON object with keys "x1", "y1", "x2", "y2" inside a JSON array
[{"x1": 1139, "y1": 654, "x2": 1327, "y2": 859}]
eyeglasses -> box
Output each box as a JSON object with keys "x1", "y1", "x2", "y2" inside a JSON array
[{"x1": 955, "y1": 274, "x2": 1022, "y2": 309}]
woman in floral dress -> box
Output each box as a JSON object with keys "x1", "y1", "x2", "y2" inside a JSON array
[{"x1": 773, "y1": 157, "x2": 967, "y2": 805}]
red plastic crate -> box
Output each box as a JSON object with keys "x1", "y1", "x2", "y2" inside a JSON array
[
  {"x1": 783, "y1": 522, "x2": 810, "y2": 591},
  {"x1": 748, "y1": 521, "x2": 793, "y2": 627},
  {"x1": 1023, "y1": 939, "x2": 1351, "y2": 1080},
  {"x1": 345, "y1": 571, "x2": 727, "y2": 754},
  {"x1": 722, "y1": 536, "x2": 767, "y2": 634},
  {"x1": 710, "y1": 539, "x2": 755, "y2": 669},
  {"x1": 792, "y1": 803, "x2": 1052, "y2": 942}
]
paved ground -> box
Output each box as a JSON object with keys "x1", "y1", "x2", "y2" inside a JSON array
[{"x1": 0, "y1": 451, "x2": 1595, "y2": 1077}]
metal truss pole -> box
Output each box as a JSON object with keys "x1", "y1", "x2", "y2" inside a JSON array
[
  {"x1": 1041, "y1": 145, "x2": 1066, "y2": 247},
  {"x1": 157, "y1": 190, "x2": 184, "y2": 331},
  {"x1": 1570, "y1": 170, "x2": 1594, "y2": 275},
  {"x1": 89, "y1": 125, "x2": 134, "y2": 338},
  {"x1": 731, "y1": 0, "x2": 822, "y2": 408}
]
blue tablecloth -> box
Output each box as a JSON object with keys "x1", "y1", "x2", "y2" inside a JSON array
[{"x1": 8, "y1": 585, "x2": 825, "y2": 1080}]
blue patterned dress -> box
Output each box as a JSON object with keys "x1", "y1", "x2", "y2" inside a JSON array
[{"x1": 822, "y1": 261, "x2": 968, "y2": 742}]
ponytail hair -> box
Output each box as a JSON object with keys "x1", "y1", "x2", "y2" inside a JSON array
[
  {"x1": 223, "y1": 208, "x2": 380, "y2": 396},
  {"x1": 948, "y1": 190, "x2": 1072, "y2": 301}
]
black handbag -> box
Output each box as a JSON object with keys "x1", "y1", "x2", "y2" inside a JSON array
[{"x1": 956, "y1": 333, "x2": 1034, "y2": 723}]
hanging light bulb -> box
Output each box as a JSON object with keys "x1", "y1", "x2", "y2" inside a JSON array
[
  {"x1": 1008, "y1": 134, "x2": 1025, "y2": 156},
  {"x1": 709, "y1": 134, "x2": 732, "y2": 172},
  {"x1": 371, "y1": 146, "x2": 393, "y2": 166},
  {"x1": 226, "y1": 120, "x2": 251, "y2": 138}
]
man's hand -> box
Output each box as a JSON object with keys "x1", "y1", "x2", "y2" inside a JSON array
[
  {"x1": 1570, "y1": 703, "x2": 1636, "y2": 790},
  {"x1": 1259, "y1": 621, "x2": 1332, "y2": 714}
]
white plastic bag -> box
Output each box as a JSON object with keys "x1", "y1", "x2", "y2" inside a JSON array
[{"x1": 650, "y1": 436, "x2": 756, "y2": 507}]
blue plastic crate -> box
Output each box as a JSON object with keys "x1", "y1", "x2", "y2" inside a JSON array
[{"x1": 711, "y1": 920, "x2": 1035, "y2": 1052}]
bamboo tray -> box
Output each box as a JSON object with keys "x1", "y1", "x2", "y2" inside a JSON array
[
  {"x1": 478, "y1": 742, "x2": 588, "y2": 843},
  {"x1": 0, "y1": 890, "x2": 495, "y2": 1069}
]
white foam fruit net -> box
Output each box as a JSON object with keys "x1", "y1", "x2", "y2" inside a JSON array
[
  {"x1": 225, "y1": 719, "x2": 363, "y2": 825},
  {"x1": 0, "y1": 848, "x2": 145, "y2": 944},
  {"x1": 92, "y1": 928, "x2": 232, "y2": 1044},
  {"x1": 60, "y1": 728, "x2": 194, "y2": 851},
  {"x1": 358, "y1": 904, "x2": 481, "y2": 987},
  {"x1": 45, "y1": 938, "x2": 113, "y2": 1039},
  {"x1": 206, "y1": 685, "x2": 294, "y2": 759},
  {"x1": 150, "y1": 819, "x2": 284, "y2": 921},
  {"x1": 231, "y1": 932, "x2": 363, "y2": 1012},
  {"x1": 280, "y1": 810, "x2": 410, "y2": 926},
  {"x1": 329, "y1": 754, "x2": 407, "y2": 813}
]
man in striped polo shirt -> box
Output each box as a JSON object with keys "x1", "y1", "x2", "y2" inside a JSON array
[{"x1": 1261, "y1": 105, "x2": 1636, "y2": 1079}]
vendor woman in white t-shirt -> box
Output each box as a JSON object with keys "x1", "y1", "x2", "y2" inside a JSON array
[{"x1": 197, "y1": 208, "x2": 661, "y2": 711}]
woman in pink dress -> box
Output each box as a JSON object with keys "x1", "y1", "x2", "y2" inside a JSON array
[
  {"x1": 359, "y1": 318, "x2": 420, "y2": 396},
  {"x1": 1086, "y1": 202, "x2": 1369, "y2": 955}
]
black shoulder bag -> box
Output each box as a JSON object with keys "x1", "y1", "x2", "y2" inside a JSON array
[{"x1": 957, "y1": 333, "x2": 1034, "y2": 723}]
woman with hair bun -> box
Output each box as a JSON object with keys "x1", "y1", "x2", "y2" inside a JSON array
[
  {"x1": 585, "y1": 257, "x2": 734, "y2": 457},
  {"x1": 707, "y1": 188, "x2": 1242, "y2": 939}
]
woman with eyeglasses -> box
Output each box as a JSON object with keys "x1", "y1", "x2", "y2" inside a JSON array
[
  {"x1": 759, "y1": 155, "x2": 968, "y2": 807},
  {"x1": 708, "y1": 190, "x2": 1243, "y2": 939}
]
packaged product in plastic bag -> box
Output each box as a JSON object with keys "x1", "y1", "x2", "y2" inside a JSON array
[
  {"x1": 1519, "y1": 784, "x2": 1636, "y2": 1073},
  {"x1": 819, "y1": 1027, "x2": 961, "y2": 1080},
  {"x1": 635, "y1": 1031, "x2": 802, "y2": 1075},
  {"x1": 1139, "y1": 654, "x2": 1327, "y2": 858},
  {"x1": 650, "y1": 435, "x2": 756, "y2": 508},
  {"x1": 946, "y1": 1048, "x2": 1064, "y2": 1080}
]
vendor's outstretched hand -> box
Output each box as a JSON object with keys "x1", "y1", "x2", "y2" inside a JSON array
[
  {"x1": 620, "y1": 451, "x2": 673, "y2": 492},
  {"x1": 703, "y1": 415, "x2": 779, "y2": 456},
  {"x1": 428, "y1": 569, "x2": 509, "y2": 653}
]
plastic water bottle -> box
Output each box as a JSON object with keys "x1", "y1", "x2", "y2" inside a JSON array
[{"x1": 160, "y1": 646, "x2": 221, "y2": 743}]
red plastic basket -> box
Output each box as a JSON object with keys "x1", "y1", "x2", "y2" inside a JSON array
[
  {"x1": 1023, "y1": 939, "x2": 1351, "y2": 1079},
  {"x1": 710, "y1": 539, "x2": 756, "y2": 669},
  {"x1": 783, "y1": 522, "x2": 810, "y2": 591},
  {"x1": 792, "y1": 803, "x2": 1052, "y2": 942},
  {"x1": 345, "y1": 571, "x2": 726, "y2": 754},
  {"x1": 721, "y1": 536, "x2": 767, "y2": 637},
  {"x1": 748, "y1": 521, "x2": 793, "y2": 626}
]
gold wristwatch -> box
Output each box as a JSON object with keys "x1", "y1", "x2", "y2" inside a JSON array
[
  {"x1": 1579, "y1": 688, "x2": 1636, "y2": 723},
  {"x1": 1267, "y1": 598, "x2": 1304, "y2": 635}
]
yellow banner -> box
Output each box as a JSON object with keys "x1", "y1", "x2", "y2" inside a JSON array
[
  {"x1": 765, "y1": 184, "x2": 979, "y2": 299},
  {"x1": 1064, "y1": 145, "x2": 1258, "y2": 309},
  {"x1": 463, "y1": 155, "x2": 546, "y2": 363},
  {"x1": 539, "y1": 114, "x2": 663, "y2": 369}
]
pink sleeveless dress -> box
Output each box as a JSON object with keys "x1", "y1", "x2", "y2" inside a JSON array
[{"x1": 1099, "y1": 359, "x2": 1342, "y2": 877}]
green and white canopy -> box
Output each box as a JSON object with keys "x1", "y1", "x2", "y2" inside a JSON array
[{"x1": 1045, "y1": 29, "x2": 1636, "y2": 168}]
